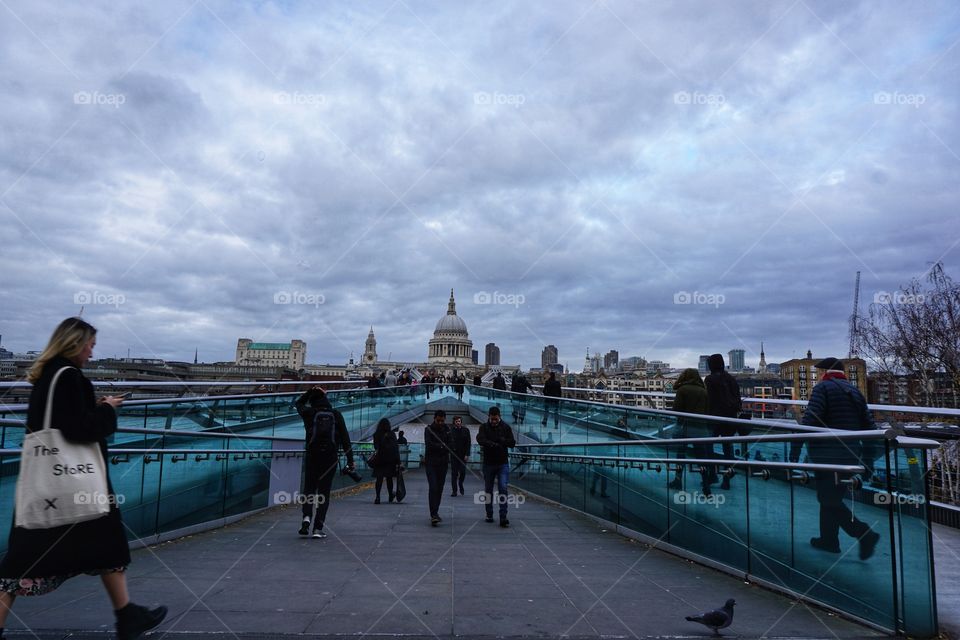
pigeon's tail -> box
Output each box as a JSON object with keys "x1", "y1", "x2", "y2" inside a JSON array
[{"x1": 685, "y1": 616, "x2": 701, "y2": 623}]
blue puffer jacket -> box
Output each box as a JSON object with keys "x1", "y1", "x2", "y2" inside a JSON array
[{"x1": 799, "y1": 377, "x2": 876, "y2": 465}]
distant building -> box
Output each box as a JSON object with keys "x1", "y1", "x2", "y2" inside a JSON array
[
  {"x1": 620, "y1": 356, "x2": 646, "y2": 373},
  {"x1": 541, "y1": 344, "x2": 558, "y2": 370},
  {"x1": 646, "y1": 360, "x2": 670, "y2": 375},
  {"x1": 698, "y1": 355, "x2": 711, "y2": 376},
  {"x1": 427, "y1": 289, "x2": 474, "y2": 371},
  {"x1": 485, "y1": 343, "x2": 500, "y2": 366},
  {"x1": 765, "y1": 362, "x2": 781, "y2": 375},
  {"x1": 236, "y1": 339, "x2": 306, "y2": 369},
  {"x1": 604, "y1": 350, "x2": 619, "y2": 370},
  {"x1": 363, "y1": 327, "x2": 377, "y2": 365},
  {"x1": 728, "y1": 349, "x2": 745, "y2": 372},
  {"x1": 779, "y1": 350, "x2": 867, "y2": 401},
  {"x1": 472, "y1": 349, "x2": 479, "y2": 364}
]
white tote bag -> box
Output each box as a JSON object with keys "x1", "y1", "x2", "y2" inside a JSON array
[{"x1": 15, "y1": 366, "x2": 111, "y2": 529}]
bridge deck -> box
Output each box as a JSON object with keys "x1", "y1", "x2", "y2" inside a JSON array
[{"x1": 6, "y1": 471, "x2": 895, "y2": 639}]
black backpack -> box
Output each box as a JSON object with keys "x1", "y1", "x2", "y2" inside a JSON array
[{"x1": 308, "y1": 410, "x2": 337, "y2": 453}]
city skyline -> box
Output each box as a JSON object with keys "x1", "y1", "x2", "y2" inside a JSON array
[{"x1": 1, "y1": 2, "x2": 956, "y2": 373}]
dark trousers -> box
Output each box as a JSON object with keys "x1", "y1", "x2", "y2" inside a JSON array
[
  {"x1": 301, "y1": 452, "x2": 337, "y2": 528},
  {"x1": 425, "y1": 461, "x2": 448, "y2": 517},
  {"x1": 815, "y1": 473, "x2": 870, "y2": 544},
  {"x1": 542, "y1": 400, "x2": 560, "y2": 426},
  {"x1": 450, "y1": 456, "x2": 467, "y2": 493},
  {"x1": 483, "y1": 463, "x2": 510, "y2": 519},
  {"x1": 376, "y1": 475, "x2": 394, "y2": 499}
]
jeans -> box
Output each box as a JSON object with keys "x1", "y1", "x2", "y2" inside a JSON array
[
  {"x1": 450, "y1": 456, "x2": 467, "y2": 494},
  {"x1": 815, "y1": 472, "x2": 870, "y2": 544},
  {"x1": 483, "y1": 463, "x2": 510, "y2": 519},
  {"x1": 425, "y1": 461, "x2": 448, "y2": 517},
  {"x1": 301, "y1": 452, "x2": 338, "y2": 529},
  {"x1": 542, "y1": 400, "x2": 560, "y2": 427}
]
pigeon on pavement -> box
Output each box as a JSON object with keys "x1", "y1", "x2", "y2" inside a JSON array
[{"x1": 685, "y1": 598, "x2": 736, "y2": 635}]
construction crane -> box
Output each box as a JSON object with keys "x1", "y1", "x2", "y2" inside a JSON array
[{"x1": 848, "y1": 271, "x2": 861, "y2": 358}]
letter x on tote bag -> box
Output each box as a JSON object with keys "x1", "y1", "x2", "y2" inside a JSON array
[{"x1": 15, "y1": 366, "x2": 111, "y2": 529}]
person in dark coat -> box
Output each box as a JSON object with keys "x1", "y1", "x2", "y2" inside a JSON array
[
  {"x1": 0, "y1": 318, "x2": 166, "y2": 640},
  {"x1": 295, "y1": 387, "x2": 355, "y2": 538},
  {"x1": 424, "y1": 411, "x2": 452, "y2": 526},
  {"x1": 492, "y1": 372, "x2": 506, "y2": 391},
  {"x1": 455, "y1": 374, "x2": 466, "y2": 401},
  {"x1": 449, "y1": 416, "x2": 471, "y2": 496},
  {"x1": 667, "y1": 368, "x2": 715, "y2": 494},
  {"x1": 476, "y1": 406, "x2": 516, "y2": 527},
  {"x1": 510, "y1": 373, "x2": 533, "y2": 425},
  {"x1": 798, "y1": 358, "x2": 880, "y2": 560},
  {"x1": 704, "y1": 354, "x2": 742, "y2": 490},
  {"x1": 371, "y1": 418, "x2": 399, "y2": 503},
  {"x1": 541, "y1": 371, "x2": 562, "y2": 428},
  {"x1": 472, "y1": 373, "x2": 483, "y2": 387}
]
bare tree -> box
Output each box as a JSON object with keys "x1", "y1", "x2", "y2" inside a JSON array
[{"x1": 858, "y1": 263, "x2": 960, "y2": 408}]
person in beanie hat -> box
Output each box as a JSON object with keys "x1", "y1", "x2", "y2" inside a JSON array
[
  {"x1": 704, "y1": 353, "x2": 741, "y2": 490},
  {"x1": 797, "y1": 357, "x2": 881, "y2": 560}
]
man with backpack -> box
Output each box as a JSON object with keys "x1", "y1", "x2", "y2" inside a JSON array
[
  {"x1": 449, "y1": 416, "x2": 471, "y2": 496},
  {"x1": 295, "y1": 387, "x2": 356, "y2": 538},
  {"x1": 704, "y1": 353, "x2": 742, "y2": 490}
]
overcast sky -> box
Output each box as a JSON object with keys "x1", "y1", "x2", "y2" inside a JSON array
[{"x1": 1, "y1": 1, "x2": 957, "y2": 372}]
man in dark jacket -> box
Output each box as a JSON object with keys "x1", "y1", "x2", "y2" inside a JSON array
[
  {"x1": 476, "y1": 406, "x2": 516, "y2": 527},
  {"x1": 510, "y1": 373, "x2": 533, "y2": 425},
  {"x1": 541, "y1": 371, "x2": 562, "y2": 428},
  {"x1": 473, "y1": 373, "x2": 483, "y2": 387},
  {"x1": 799, "y1": 358, "x2": 880, "y2": 560},
  {"x1": 424, "y1": 410, "x2": 452, "y2": 526},
  {"x1": 704, "y1": 353, "x2": 741, "y2": 490},
  {"x1": 295, "y1": 387, "x2": 356, "y2": 538},
  {"x1": 449, "y1": 416, "x2": 471, "y2": 496},
  {"x1": 492, "y1": 372, "x2": 506, "y2": 391}
]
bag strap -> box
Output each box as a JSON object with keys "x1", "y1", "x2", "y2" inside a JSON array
[{"x1": 42, "y1": 367, "x2": 75, "y2": 432}]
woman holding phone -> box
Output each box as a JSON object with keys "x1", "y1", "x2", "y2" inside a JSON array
[{"x1": 0, "y1": 318, "x2": 166, "y2": 640}]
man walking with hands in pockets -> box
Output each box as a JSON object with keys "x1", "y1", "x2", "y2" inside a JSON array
[{"x1": 477, "y1": 406, "x2": 516, "y2": 527}]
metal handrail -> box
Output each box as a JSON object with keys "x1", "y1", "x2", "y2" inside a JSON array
[
  {"x1": 509, "y1": 451, "x2": 867, "y2": 474},
  {"x1": 0, "y1": 379, "x2": 363, "y2": 389}
]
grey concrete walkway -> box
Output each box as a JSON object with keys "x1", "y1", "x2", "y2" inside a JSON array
[
  {"x1": 934, "y1": 523, "x2": 960, "y2": 639},
  {"x1": 7, "y1": 472, "x2": 889, "y2": 639}
]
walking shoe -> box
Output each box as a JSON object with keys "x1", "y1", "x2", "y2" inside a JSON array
[
  {"x1": 450, "y1": 492, "x2": 457, "y2": 497},
  {"x1": 485, "y1": 515, "x2": 494, "y2": 523},
  {"x1": 720, "y1": 477, "x2": 731, "y2": 490},
  {"x1": 389, "y1": 494, "x2": 395, "y2": 503},
  {"x1": 115, "y1": 602, "x2": 168, "y2": 640},
  {"x1": 312, "y1": 529, "x2": 327, "y2": 539},
  {"x1": 431, "y1": 515, "x2": 440, "y2": 526},
  {"x1": 810, "y1": 537, "x2": 841, "y2": 553},
  {"x1": 859, "y1": 531, "x2": 880, "y2": 560},
  {"x1": 459, "y1": 488, "x2": 465, "y2": 495},
  {"x1": 667, "y1": 478, "x2": 683, "y2": 490},
  {"x1": 499, "y1": 518, "x2": 510, "y2": 528},
  {"x1": 298, "y1": 516, "x2": 310, "y2": 536},
  {"x1": 435, "y1": 515, "x2": 443, "y2": 522},
  {"x1": 374, "y1": 497, "x2": 381, "y2": 504}
]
